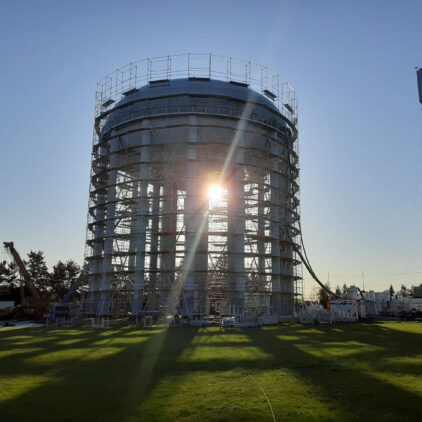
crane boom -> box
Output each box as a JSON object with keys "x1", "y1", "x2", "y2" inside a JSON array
[{"x1": 3, "y1": 242, "x2": 42, "y2": 305}]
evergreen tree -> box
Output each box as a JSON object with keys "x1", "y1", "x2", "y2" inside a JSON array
[
  {"x1": 65, "y1": 260, "x2": 80, "y2": 283},
  {"x1": 389, "y1": 284, "x2": 395, "y2": 299},
  {"x1": 0, "y1": 261, "x2": 11, "y2": 288},
  {"x1": 399, "y1": 284, "x2": 408, "y2": 298},
  {"x1": 0, "y1": 261, "x2": 20, "y2": 289},
  {"x1": 0, "y1": 261, "x2": 23, "y2": 302},
  {"x1": 26, "y1": 251, "x2": 49, "y2": 292},
  {"x1": 50, "y1": 261, "x2": 67, "y2": 298},
  {"x1": 50, "y1": 260, "x2": 81, "y2": 299}
]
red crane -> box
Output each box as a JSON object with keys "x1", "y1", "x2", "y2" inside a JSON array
[{"x1": 3, "y1": 241, "x2": 44, "y2": 309}]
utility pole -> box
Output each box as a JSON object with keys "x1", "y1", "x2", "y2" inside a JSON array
[
  {"x1": 417, "y1": 67, "x2": 422, "y2": 108},
  {"x1": 361, "y1": 271, "x2": 365, "y2": 291}
]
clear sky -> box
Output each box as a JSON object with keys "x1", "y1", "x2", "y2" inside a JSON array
[{"x1": 1, "y1": 0, "x2": 421, "y2": 298}]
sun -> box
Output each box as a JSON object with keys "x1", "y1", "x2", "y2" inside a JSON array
[{"x1": 207, "y1": 184, "x2": 224, "y2": 202}]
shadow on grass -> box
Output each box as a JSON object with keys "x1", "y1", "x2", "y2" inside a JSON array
[
  {"x1": 0, "y1": 325, "x2": 198, "y2": 422},
  {"x1": 0, "y1": 322, "x2": 421, "y2": 421},
  {"x1": 244, "y1": 323, "x2": 422, "y2": 421}
]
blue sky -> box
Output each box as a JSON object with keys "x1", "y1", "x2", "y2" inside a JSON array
[{"x1": 1, "y1": 0, "x2": 421, "y2": 297}]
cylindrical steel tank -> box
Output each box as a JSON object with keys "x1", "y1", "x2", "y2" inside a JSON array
[{"x1": 84, "y1": 54, "x2": 301, "y2": 322}]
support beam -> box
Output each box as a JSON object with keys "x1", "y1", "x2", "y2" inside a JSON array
[
  {"x1": 99, "y1": 139, "x2": 119, "y2": 316},
  {"x1": 228, "y1": 149, "x2": 245, "y2": 312},
  {"x1": 133, "y1": 122, "x2": 151, "y2": 314}
]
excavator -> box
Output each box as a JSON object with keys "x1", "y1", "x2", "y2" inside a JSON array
[{"x1": 3, "y1": 242, "x2": 48, "y2": 319}]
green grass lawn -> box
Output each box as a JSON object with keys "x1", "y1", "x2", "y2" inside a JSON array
[{"x1": 0, "y1": 321, "x2": 421, "y2": 421}]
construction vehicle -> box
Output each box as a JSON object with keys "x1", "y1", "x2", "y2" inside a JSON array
[{"x1": 3, "y1": 241, "x2": 47, "y2": 319}]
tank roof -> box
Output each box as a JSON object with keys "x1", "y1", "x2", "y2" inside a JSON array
[{"x1": 116, "y1": 78, "x2": 280, "y2": 113}]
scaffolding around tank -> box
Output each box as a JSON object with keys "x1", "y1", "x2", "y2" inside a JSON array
[{"x1": 81, "y1": 54, "x2": 302, "y2": 323}]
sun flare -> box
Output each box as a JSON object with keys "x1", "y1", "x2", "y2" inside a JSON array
[{"x1": 207, "y1": 184, "x2": 224, "y2": 202}]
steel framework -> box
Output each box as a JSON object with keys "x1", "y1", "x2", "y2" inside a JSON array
[{"x1": 82, "y1": 54, "x2": 302, "y2": 323}]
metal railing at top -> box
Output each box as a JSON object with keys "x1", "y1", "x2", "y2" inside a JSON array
[{"x1": 94, "y1": 53, "x2": 298, "y2": 124}]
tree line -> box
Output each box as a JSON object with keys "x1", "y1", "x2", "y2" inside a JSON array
[{"x1": 0, "y1": 250, "x2": 86, "y2": 303}]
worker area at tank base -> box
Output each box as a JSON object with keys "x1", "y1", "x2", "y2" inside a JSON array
[
  {"x1": 2, "y1": 235, "x2": 422, "y2": 327},
  {"x1": 2, "y1": 286, "x2": 422, "y2": 330}
]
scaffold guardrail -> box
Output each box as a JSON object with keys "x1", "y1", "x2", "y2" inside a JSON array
[{"x1": 94, "y1": 53, "x2": 298, "y2": 124}]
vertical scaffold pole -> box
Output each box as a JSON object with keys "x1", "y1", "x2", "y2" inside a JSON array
[{"x1": 271, "y1": 155, "x2": 282, "y2": 315}]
